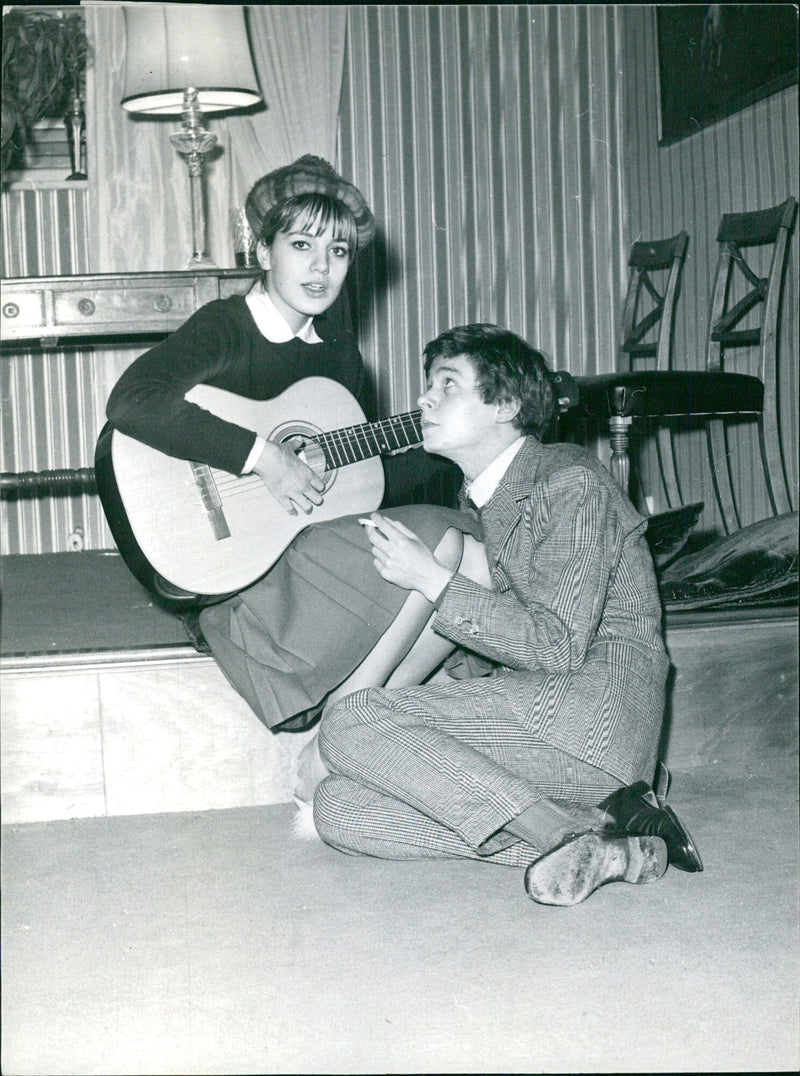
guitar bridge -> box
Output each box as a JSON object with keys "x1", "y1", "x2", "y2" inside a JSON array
[{"x1": 190, "y1": 462, "x2": 231, "y2": 540}]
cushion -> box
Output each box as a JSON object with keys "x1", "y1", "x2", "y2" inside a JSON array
[
  {"x1": 658, "y1": 512, "x2": 799, "y2": 611},
  {"x1": 644, "y1": 502, "x2": 704, "y2": 568}
]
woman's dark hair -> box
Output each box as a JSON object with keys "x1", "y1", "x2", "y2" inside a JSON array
[
  {"x1": 423, "y1": 324, "x2": 556, "y2": 439},
  {"x1": 258, "y1": 192, "x2": 358, "y2": 259}
]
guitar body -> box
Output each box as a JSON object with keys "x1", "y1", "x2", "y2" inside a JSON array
[{"x1": 96, "y1": 378, "x2": 386, "y2": 599}]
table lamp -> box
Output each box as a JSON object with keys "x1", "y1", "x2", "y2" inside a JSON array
[{"x1": 121, "y1": 4, "x2": 262, "y2": 268}]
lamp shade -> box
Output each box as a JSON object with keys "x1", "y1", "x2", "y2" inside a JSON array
[{"x1": 121, "y1": 5, "x2": 262, "y2": 115}]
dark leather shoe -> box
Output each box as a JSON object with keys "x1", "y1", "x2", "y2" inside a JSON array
[
  {"x1": 599, "y1": 781, "x2": 703, "y2": 872},
  {"x1": 524, "y1": 831, "x2": 668, "y2": 907}
]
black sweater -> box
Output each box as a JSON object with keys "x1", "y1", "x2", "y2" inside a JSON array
[{"x1": 106, "y1": 295, "x2": 367, "y2": 475}]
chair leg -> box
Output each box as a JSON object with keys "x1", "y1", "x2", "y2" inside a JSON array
[
  {"x1": 655, "y1": 426, "x2": 682, "y2": 509},
  {"x1": 758, "y1": 412, "x2": 792, "y2": 516},
  {"x1": 706, "y1": 418, "x2": 741, "y2": 534},
  {"x1": 608, "y1": 386, "x2": 632, "y2": 496}
]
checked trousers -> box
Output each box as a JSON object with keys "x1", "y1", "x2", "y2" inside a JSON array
[{"x1": 314, "y1": 675, "x2": 624, "y2": 868}]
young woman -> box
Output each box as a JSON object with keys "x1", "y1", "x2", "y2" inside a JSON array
[
  {"x1": 107, "y1": 156, "x2": 375, "y2": 514},
  {"x1": 105, "y1": 156, "x2": 476, "y2": 733}
]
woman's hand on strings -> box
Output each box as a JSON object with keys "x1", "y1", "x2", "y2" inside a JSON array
[
  {"x1": 253, "y1": 438, "x2": 325, "y2": 515},
  {"x1": 363, "y1": 514, "x2": 455, "y2": 601}
]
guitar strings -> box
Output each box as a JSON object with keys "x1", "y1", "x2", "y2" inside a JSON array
[{"x1": 197, "y1": 410, "x2": 424, "y2": 502}]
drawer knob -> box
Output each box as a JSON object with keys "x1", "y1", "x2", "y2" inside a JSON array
[
  {"x1": 77, "y1": 298, "x2": 96, "y2": 317},
  {"x1": 154, "y1": 294, "x2": 173, "y2": 313},
  {"x1": 2, "y1": 302, "x2": 20, "y2": 318}
]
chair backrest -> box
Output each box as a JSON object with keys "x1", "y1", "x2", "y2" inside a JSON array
[
  {"x1": 621, "y1": 231, "x2": 689, "y2": 372},
  {"x1": 706, "y1": 196, "x2": 797, "y2": 379},
  {"x1": 704, "y1": 196, "x2": 798, "y2": 526}
]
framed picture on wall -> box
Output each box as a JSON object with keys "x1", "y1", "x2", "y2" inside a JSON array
[{"x1": 656, "y1": 4, "x2": 798, "y2": 146}]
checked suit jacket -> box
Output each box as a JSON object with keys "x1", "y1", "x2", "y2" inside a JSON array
[{"x1": 432, "y1": 436, "x2": 669, "y2": 786}]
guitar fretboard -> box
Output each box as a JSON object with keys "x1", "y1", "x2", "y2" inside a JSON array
[{"x1": 314, "y1": 411, "x2": 422, "y2": 470}]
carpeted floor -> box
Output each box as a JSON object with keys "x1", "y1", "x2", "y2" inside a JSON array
[{"x1": 2, "y1": 756, "x2": 798, "y2": 1075}]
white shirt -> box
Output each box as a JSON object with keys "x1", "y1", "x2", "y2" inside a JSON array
[
  {"x1": 241, "y1": 282, "x2": 322, "y2": 472},
  {"x1": 465, "y1": 436, "x2": 526, "y2": 508}
]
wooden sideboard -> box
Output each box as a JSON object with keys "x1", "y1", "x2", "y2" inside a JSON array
[
  {"x1": 0, "y1": 269, "x2": 261, "y2": 505},
  {"x1": 0, "y1": 268, "x2": 260, "y2": 347}
]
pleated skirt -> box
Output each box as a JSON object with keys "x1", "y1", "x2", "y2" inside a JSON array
[{"x1": 199, "y1": 505, "x2": 480, "y2": 729}]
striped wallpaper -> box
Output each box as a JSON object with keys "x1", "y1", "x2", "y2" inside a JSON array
[
  {"x1": 338, "y1": 4, "x2": 628, "y2": 419},
  {"x1": 1, "y1": 5, "x2": 797, "y2": 553},
  {"x1": 339, "y1": 3, "x2": 798, "y2": 532},
  {"x1": 0, "y1": 187, "x2": 118, "y2": 554}
]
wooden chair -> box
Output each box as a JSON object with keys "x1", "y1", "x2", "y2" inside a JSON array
[
  {"x1": 561, "y1": 231, "x2": 689, "y2": 511},
  {"x1": 618, "y1": 230, "x2": 688, "y2": 509},
  {"x1": 573, "y1": 197, "x2": 797, "y2": 533}
]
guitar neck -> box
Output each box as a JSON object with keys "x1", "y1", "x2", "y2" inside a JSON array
[{"x1": 314, "y1": 411, "x2": 422, "y2": 470}]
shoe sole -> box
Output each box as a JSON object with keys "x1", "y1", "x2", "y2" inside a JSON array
[{"x1": 524, "y1": 833, "x2": 668, "y2": 907}]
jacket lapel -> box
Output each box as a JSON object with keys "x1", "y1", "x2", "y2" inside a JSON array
[{"x1": 481, "y1": 438, "x2": 543, "y2": 571}]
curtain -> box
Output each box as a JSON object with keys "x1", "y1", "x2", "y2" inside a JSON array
[
  {"x1": 85, "y1": 4, "x2": 346, "y2": 273},
  {"x1": 338, "y1": 5, "x2": 628, "y2": 419},
  {"x1": 227, "y1": 6, "x2": 346, "y2": 197}
]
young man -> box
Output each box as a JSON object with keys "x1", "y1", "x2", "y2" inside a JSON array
[{"x1": 313, "y1": 324, "x2": 702, "y2": 907}]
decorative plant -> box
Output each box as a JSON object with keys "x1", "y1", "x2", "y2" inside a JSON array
[{"x1": 1, "y1": 7, "x2": 89, "y2": 172}]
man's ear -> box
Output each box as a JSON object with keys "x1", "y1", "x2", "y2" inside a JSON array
[{"x1": 496, "y1": 396, "x2": 521, "y2": 425}]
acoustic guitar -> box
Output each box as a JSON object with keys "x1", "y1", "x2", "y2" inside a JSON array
[{"x1": 95, "y1": 378, "x2": 422, "y2": 601}]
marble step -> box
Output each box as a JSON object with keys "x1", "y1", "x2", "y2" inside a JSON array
[
  {"x1": 2, "y1": 607, "x2": 797, "y2": 825},
  {"x1": 2, "y1": 553, "x2": 797, "y2": 825},
  {"x1": 1, "y1": 646, "x2": 316, "y2": 825}
]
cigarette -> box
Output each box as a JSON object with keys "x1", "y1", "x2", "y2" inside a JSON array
[{"x1": 358, "y1": 517, "x2": 379, "y2": 528}]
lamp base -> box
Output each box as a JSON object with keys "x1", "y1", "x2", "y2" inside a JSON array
[
  {"x1": 171, "y1": 90, "x2": 219, "y2": 273},
  {"x1": 186, "y1": 253, "x2": 217, "y2": 270}
]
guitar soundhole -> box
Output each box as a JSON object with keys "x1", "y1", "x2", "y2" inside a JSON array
[{"x1": 273, "y1": 422, "x2": 335, "y2": 491}]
